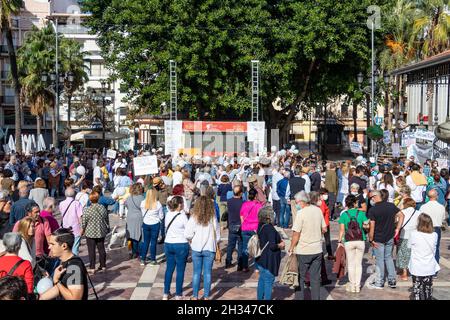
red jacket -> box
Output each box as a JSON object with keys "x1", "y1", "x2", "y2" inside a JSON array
[
  {"x1": 0, "y1": 255, "x2": 34, "y2": 293},
  {"x1": 320, "y1": 201, "x2": 330, "y2": 227},
  {"x1": 332, "y1": 245, "x2": 346, "y2": 280}
]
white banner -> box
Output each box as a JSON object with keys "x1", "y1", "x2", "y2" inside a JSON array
[
  {"x1": 414, "y1": 130, "x2": 435, "y2": 142},
  {"x1": 164, "y1": 121, "x2": 183, "y2": 157},
  {"x1": 407, "y1": 143, "x2": 433, "y2": 165},
  {"x1": 133, "y1": 155, "x2": 159, "y2": 176},
  {"x1": 392, "y1": 143, "x2": 400, "y2": 158},
  {"x1": 106, "y1": 149, "x2": 117, "y2": 159},
  {"x1": 437, "y1": 158, "x2": 448, "y2": 169},
  {"x1": 350, "y1": 142, "x2": 363, "y2": 154},
  {"x1": 247, "y1": 122, "x2": 265, "y2": 155},
  {"x1": 401, "y1": 132, "x2": 416, "y2": 148}
]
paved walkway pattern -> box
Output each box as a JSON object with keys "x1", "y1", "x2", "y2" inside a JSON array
[{"x1": 67, "y1": 211, "x2": 450, "y2": 300}]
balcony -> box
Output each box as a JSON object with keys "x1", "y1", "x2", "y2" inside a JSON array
[
  {"x1": 57, "y1": 25, "x2": 90, "y2": 35},
  {"x1": 0, "y1": 95, "x2": 15, "y2": 105}
]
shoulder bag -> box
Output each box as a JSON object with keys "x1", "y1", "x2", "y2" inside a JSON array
[
  {"x1": 247, "y1": 224, "x2": 269, "y2": 258},
  {"x1": 394, "y1": 209, "x2": 417, "y2": 246},
  {"x1": 60, "y1": 199, "x2": 75, "y2": 228},
  {"x1": 165, "y1": 212, "x2": 182, "y2": 238},
  {"x1": 211, "y1": 217, "x2": 222, "y2": 263}
]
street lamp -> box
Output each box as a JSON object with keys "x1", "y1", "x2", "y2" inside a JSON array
[
  {"x1": 354, "y1": 72, "x2": 364, "y2": 143},
  {"x1": 91, "y1": 80, "x2": 114, "y2": 150},
  {"x1": 383, "y1": 73, "x2": 390, "y2": 130}
]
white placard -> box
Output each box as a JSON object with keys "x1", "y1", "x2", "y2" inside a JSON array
[
  {"x1": 107, "y1": 149, "x2": 117, "y2": 159},
  {"x1": 392, "y1": 143, "x2": 400, "y2": 158},
  {"x1": 247, "y1": 122, "x2": 265, "y2": 155},
  {"x1": 383, "y1": 131, "x2": 391, "y2": 144},
  {"x1": 164, "y1": 121, "x2": 183, "y2": 157},
  {"x1": 437, "y1": 158, "x2": 448, "y2": 169},
  {"x1": 133, "y1": 155, "x2": 158, "y2": 176},
  {"x1": 350, "y1": 142, "x2": 363, "y2": 154}
]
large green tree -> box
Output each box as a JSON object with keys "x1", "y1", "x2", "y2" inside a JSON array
[
  {"x1": 1, "y1": 0, "x2": 23, "y2": 152},
  {"x1": 81, "y1": 0, "x2": 396, "y2": 143}
]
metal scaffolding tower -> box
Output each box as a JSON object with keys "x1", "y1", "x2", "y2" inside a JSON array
[
  {"x1": 169, "y1": 60, "x2": 177, "y2": 120},
  {"x1": 251, "y1": 60, "x2": 260, "y2": 122}
]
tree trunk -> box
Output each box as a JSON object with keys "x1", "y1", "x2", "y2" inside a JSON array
[
  {"x1": 52, "y1": 107, "x2": 58, "y2": 148},
  {"x1": 353, "y1": 100, "x2": 358, "y2": 142},
  {"x1": 36, "y1": 115, "x2": 41, "y2": 137},
  {"x1": 3, "y1": 20, "x2": 22, "y2": 153}
]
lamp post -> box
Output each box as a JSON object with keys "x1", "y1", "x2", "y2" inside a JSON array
[
  {"x1": 91, "y1": 80, "x2": 114, "y2": 150},
  {"x1": 356, "y1": 72, "x2": 364, "y2": 143},
  {"x1": 383, "y1": 73, "x2": 390, "y2": 130},
  {"x1": 41, "y1": 70, "x2": 74, "y2": 148}
]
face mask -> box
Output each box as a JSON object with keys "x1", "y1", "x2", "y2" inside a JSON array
[
  {"x1": 351, "y1": 191, "x2": 359, "y2": 196},
  {"x1": 322, "y1": 195, "x2": 328, "y2": 201},
  {"x1": 370, "y1": 199, "x2": 376, "y2": 206},
  {"x1": 295, "y1": 204, "x2": 301, "y2": 211},
  {"x1": 316, "y1": 201, "x2": 322, "y2": 207}
]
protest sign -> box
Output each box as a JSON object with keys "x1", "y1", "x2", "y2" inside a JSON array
[
  {"x1": 133, "y1": 155, "x2": 159, "y2": 176},
  {"x1": 391, "y1": 143, "x2": 400, "y2": 158},
  {"x1": 350, "y1": 142, "x2": 363, "y2": 154},
  {"x1": 107, "y1": 149, "x2": 117, "y2": 159}
]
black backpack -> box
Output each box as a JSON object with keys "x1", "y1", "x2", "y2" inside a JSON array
[{"x1": 345, "y1": 210, "x2": 363, "y2": 241}]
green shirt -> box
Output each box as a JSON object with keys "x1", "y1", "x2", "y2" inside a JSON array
[{"x1": 338, "y1": 208, "x2": 369, "y2": 242}]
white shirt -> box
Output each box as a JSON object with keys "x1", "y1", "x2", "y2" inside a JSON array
[
  {"x1": 184, "y1": 216, "x2": 220, "y2": 252},
  {"x1": 271, "y1": 171, "x2": 283, "y2": 201},
  {"x1": 172, "y1": 171, "x2": 183, "y2": 186},
  {"x1": 93, "y1": 166, "x2": 102, "y2": 186},
  {"x1": 420, "y1": 200, "x2": 446, "y2": 227},
  {"x1": 400, "y1": 207, "x2": 419, "y2": 239},
  {"x1": 339, "y1": 173, "x2": 349, "y2": 194},
  {"x1": 378, "y1": 183, "x2": 395, "y2": 203},
  {"x1": 164, "y1": 210, "x2": 189, "y2": 244},
  {"x1": 140, "y1": 200, "x2": 164, "y2": 225},
  {"x1": 408, "y1": 230, "x2": 440, "y2": 276},
  {"x1": 301, "y1": 174, "x2": 311, "y2": 193},
  {"x1": 406, "y1": 175, "x2": 427, "y2": 203},
  {"x1": 75, "y1": 192, "x2": 89, "y2": 208}
]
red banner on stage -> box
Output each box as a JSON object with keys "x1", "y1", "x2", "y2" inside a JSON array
[{"x1": 182, "y1": 121, "x2": 247, "y2": 132}]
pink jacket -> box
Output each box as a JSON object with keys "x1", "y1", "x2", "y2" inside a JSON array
[{"x1": 240, "y1": 200, "x2": 263, "y2": 232}]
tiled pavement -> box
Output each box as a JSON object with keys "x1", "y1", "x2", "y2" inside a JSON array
[{"x1": 61, "y1": 211, "x2": 450, "y2": 300}]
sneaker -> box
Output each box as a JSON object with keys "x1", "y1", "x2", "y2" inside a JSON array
[
  {"x1": 345, "y1": 283, "x2": 353, "y2": 292},
  {"x1": 368, "y1": 282, "x2": 384, "y2": 290},
  {"x1": 354, "y1": 286, "x2": 360, "y2": 293},
  {"x1": 162, "y1": 293, "x2": 170, "y2": 300},
  {"x1": 140, "y1": 260, "x2": 146, "y2": 266},
  {"x1": 174, "y1": 295, "x2": 183, "y2": 300},
  {"x1": 149, "y1": 260, "x2": 159, "y2": 266},
  {"x1": 388, "y1": 280, "x2": 396, "y2": 289}
]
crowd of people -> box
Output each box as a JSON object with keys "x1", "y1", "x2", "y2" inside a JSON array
[{"x1": 0, "y1": 147, "x2": 446, "y2": 301}]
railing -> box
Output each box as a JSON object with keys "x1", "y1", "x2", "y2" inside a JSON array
[
  {"x1": 57, "y1": 25, "x2": 90, "y2": 34},
  {"x1": 0, "y1": 96, "x2": 15, "y2": 104}
]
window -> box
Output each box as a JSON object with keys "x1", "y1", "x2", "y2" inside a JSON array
[
  {"x1": 91, "y1": 63, "x2": 101, "y2": 76},
  {"x1": 23, "y1": 107, "x2": 36, "y2": 126},
  {"x1": 3, "y1": 108, "x2": 14, "y2": 125},
  {"x1": 341, "y1": 104, "x2": 348, "y2": 117}
]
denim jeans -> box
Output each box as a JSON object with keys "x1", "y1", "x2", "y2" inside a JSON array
[
  {"x1": 140, "y1": 222, "x2": 160, "y2": 261},
  {"x1": 72, "y1": 236, "x2": 81, "y2": 255},
  {"x1": 373, "y1": 238, "x2": 396, "y2": 286},
  {"x1": 164, "y1": 242, "x2": 189, "y2": 296},
  {"x1": 192, "y1": 250, "x2": 215, "y2": 299},
  {"x1": 160, "y1": 205, "x2": 168, "y2": 239},
  {"x1": 50, "y1": 188, "x2": 57, "y2": 198},
  {"x1": 241, "y1": 230, "x2": 256, "y2": 269},
  {"x1": 226, "y1": 229, "x2": 243, "y2": 268},
  {"x1": 130, "y1": 239, "x2": 140, "y2": 256},
  {"x1": 257, "y1": 265, "x2": 275, "y2": 300},
  {"x1": 434, "y1": 227, "x2": 441, "y2": 264},
  {"x1": 279, "y1": 197, "x2": 291, "y2": 228}
]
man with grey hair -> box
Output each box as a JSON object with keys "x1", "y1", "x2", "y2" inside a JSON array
[
  {"x1": 9, "y1": 187, "x2": 36, "y2": 227},
  {"x1": 4, "y1": 155, "x2": 19, "y2": 181},
  {"x1": 289, "y1": 191, "x2": 327, "y2": 300},
  {"x1": 419, "y1": 188, "x2": 445, "y2": 267},
  {"x1": 58, "y1": 187, "x2": 83, "y2": 255},
  {"x1": 270, "y1": 165, "x2": 283, "y2": 226},
  {"x1": 0, "y1": 232, "x2": 33, "y2": 295}
]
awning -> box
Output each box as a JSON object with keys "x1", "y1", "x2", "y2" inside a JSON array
[{"x1": 70, "y1": 131, "x2": 128, "y2": 142}]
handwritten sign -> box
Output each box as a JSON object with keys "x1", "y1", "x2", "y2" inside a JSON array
[
  {"x1": 414, "y1": 130, "x2": 435, "y2": 142},
  {"x1": 392, "y1": 143, "x2": 400, "y2": 158},
  {"x1": 350, "y1": 142, "x2": 363, "y2": 154},
  {"x1": 437, "y1": 158, "x2": 448, "y2": 169},
  {"x1": 107, "y1": 149, "x2": 117, "y2": 159},
  {"x1": 133, "y1": 155, "x2": 158, "y2": 176}
]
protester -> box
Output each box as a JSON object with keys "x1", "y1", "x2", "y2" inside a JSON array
[
  {"x1": 184, "y1": 195, "x2": 220, "y2": 300},
  {"x1": 140, "y1": 188, "x2": 163, "y2": 266},
  {"x1": 408, "y1": 213, "x2": 440, "y2": 300},
  {"x1": 9, "y1": 187, "x2": 36, "y2": 227},
  {"x1": 125, "y1": 183, "x2": 145, "y2": 259},
  {"x1": 28, "y1": 178, "x2": 49, "y2": 211},
  {"x1": 59, "y1": 187, "x2": 83, "y2": 255},
  {"x1": 81, "y1": 192, "x2": 109, "y2": 273},
  {"x1": 0, "y1": 276, "x2": 29, "y2": 300},
  {"x1": 40, "y1": 197, "x2": 59, "y2": 232},
  {"x1": 396, "y1": 198, "x2": 418, "y2": 281},
  {"x1": 255, "y1": 206, "x2": 284, "y2": 300},
  {"x1": 163, "y1": 196, "x2": 189, "y2": 300},
  {"x1": 225, "y1": 185, "x2": 244, "y2": 270}
]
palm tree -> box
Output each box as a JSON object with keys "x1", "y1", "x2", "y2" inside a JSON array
[
  {"x1": 1, "y1": 0, "x2": 24, "y2": 153},
  {"x1": 59, "y1": 38, "x2": 89, "y2": 134},
  {"x1": 17, "y1": 25, "x2": 56, "y2": 139},
  {"x1": 409, "y1": 0, "x2": 450, "y2": 126}
]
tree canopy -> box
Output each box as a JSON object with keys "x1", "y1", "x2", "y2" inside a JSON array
[{"x1": 81, "y1": 0, "x2": 396, "y2": 138}]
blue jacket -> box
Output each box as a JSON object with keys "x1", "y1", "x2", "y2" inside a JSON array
[
  {"x1": 277, "y1": 178, "x2": 290, "y2": 199},
  {"x1": 9, "y1": 198, "x2": 36, "y2": 226}
]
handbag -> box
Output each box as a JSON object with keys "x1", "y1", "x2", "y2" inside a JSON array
[
  {"x1": 212, "y1": 218, "x2": 222, "y2": 263},
  {"x1": 394, "y1": 209, "x2": 416, "y2": 246}
]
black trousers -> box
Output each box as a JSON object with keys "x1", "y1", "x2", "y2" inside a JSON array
[
  {"x1": 324, "y1": 226, "x2": 333, "y2": 257},
  {"x1": 296, "y1": 253, "x2": 322, "y2": 300},
  {"x1": 328, "y1": 192, "x2": 337, "y2": 220},
  {"x1": 86, "y1": 237, "x2": 107, "y2": 269},
  {"x1": 412, "y1": 275, "x2": 433, "y2": 300},
  {"x1": 272, "y1": 200, "x2": 280, "y2": 226}
]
